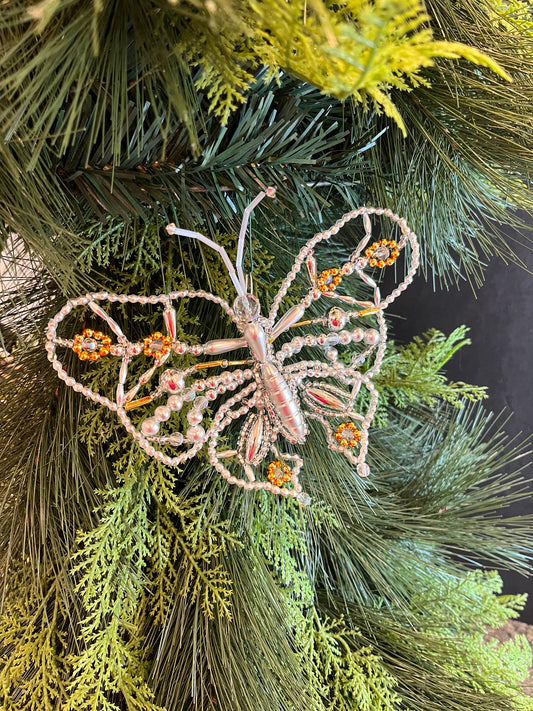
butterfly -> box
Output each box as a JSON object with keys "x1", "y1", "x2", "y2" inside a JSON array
[{"x1": 45, "y1": 188, "x2": 419, "y2": 505}]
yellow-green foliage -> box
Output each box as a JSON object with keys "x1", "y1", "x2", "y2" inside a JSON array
[
  {"x1": 15, "y1": 0, "x2": 510, "y2": 143},
  {"x1": 65, "y1": 469, "x2": 164, "y2": 711},
  {"x1": 147, "y1": 491, "x2": 238, "y2": 623},
  {"x1": 300, "y1": 612, "x2": 403, "y2": 711},
  {"x1": 487, "y1": 0, "x2": 533, "y2": 35},
  {"x1": 411, "y1": 570, "x2": 533, "y2": 710},
  {"x1": 181, "y1": 0, "x2": 510, "y2": 132},
  {"x1": 0, "y1": 568, "x2": 68, "y2": 711}
]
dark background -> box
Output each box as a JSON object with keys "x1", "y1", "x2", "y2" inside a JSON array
[{"x1": 393, "y1": 222, "x2": 533, "y2": 621}]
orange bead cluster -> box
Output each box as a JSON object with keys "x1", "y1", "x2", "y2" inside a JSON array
[
  {"x1": 334, "y1": 422, "x2": 361, "y2": 448},
  {"x1": 317, "y1": 267, "x2": 342, "y2": 294},
  {"x1": 365, "y1": 239, "x2": 400, "y2": 268},
  {"x1": 143, "y1": 332, "x2": 172, "y2": 358},
  {"x1": 72, "y1": 329, "x2": 112, "y2": 361},
  {"x1": 267, "y1": 460, "x2": 292, "y2": 487}
]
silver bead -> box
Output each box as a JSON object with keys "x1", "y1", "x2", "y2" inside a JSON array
[
  {"x1": 187, "y1": 410, "x2": 203, "y2": 425},
  {"x1": 204, "y1": 337, "x2": 247, "y2": 355},
  {"x1": 364, "y1": 329, "x2": 380, "y2": 345},
  {"x1": 154, "y1": 406, "x2": 171, "y2": 422},
  {"x1": 141, "y1": 418, "x2": 160, "y2": 436},
  {"x1": 221, "y1": 372, "x2": 234, "y2": 386},
  {"x1": 338, "y1": 330, "x2": 351, "y2": 345},
  {"x1": 167, "y1": 395, "x2": 183, "y2": 411},
  {"x1": 270, "y1": 304, "x2": 306, "y2": 340},
  {"x1": 186, "y1": 425, "x2": 206, "y2": 443}
]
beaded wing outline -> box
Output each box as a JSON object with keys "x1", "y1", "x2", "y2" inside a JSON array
[{"x1": 45, "y1": 191, "x2": 419, "y2": 505}]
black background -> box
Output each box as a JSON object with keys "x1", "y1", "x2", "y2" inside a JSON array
[{"x1": 393, "y1": 223, "x2": 533, "y2": 621}]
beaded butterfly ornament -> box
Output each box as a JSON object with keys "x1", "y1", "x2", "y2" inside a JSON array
[{"x1": 45, "y1": 189, "x2": 419, "y2": 505}]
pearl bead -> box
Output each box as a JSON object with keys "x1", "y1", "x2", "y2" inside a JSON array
[
  {"x1": 206, "y1": 389, "x2": 217, "y2": 401},
  {"x1": 351, "y1": 328, "x2": 364, "y2": 342},
  {"x1": 186, "y1": 425, "x2": 206, "y2": 443},
  {"x1": 338, "y1": 330, "x2": 351, "y2": 345},
  {"x1": 154, "y1": 406, "x2": 171, "y2": 422},
  {"x1": 364, "y1": 329, "x2": 380, "y2": 345},
  {"x1": 187, "y1": 410, "x2": 203, "y2": 425},
  {"x1": 167, "y1": 395, "x2": 183, "y2": 411},
  {"x1": 141, "y1": 418, "x2": 160, "y2": 436}
]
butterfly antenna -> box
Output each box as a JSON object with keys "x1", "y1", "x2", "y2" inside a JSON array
[
  {"x1": 166, "y1": 224, "x2": 246, "y2": 296},
  {"x1": 236, "y1": 187, "x2": 276, "y2": 292}
]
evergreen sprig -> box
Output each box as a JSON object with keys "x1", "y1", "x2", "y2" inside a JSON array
[
  {"x1": 374, "y1": 327, "x2": 487, "y2": 422},
  {"x1": 66, "y1": 470, "x2": 162, "y2": 711}
]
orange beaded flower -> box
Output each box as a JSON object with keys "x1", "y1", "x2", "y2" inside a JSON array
[
  {"x1": 143, "y1": 332, "x2": 172, "y2": 358},
  {"x1": 72, "y1": 329, "x2": 112, "y2": 361},
  {"x1": 334, "y1": 422, "x2": 361, "y2": 448},
  {"x1": 365, "y1": 239, "x2": 400, "y2": 268},
  {"x1": 267, "y1": 460, "x2": 292, "y2": 487},
  {"x1": 317, "y1": 267, "x2": 342, "y2": 294}
]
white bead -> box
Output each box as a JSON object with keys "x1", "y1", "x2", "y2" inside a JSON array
[
  {"x1": 351, "y1": 328, "x2": 364, "y2": 342},
  {"x1": 187, "y1": 410, "x2": 203, "y2": 425},
  {"x1": 186, "y1": 425, "x2": 206, "y2": 443},
  {"x1": 339, "y1": 330, "x2": 351, "y2": 345},
  {"x1": 65, "y1": 376, "x2": 76, "y2": 387},
  {"x1": 154, "y1": 406, "x2": 171, "y2": 422},
  {"x1": 141, "y1": 418, "x2": 160, "y2": 436},
  {"x1": 206, "y1": 389, "x2": 217, "y2": 401},
  {"x1": 167, "y1": 395, "x2": 183, "y2": 411},
  {"x1": 364, "y1": 329, "x2": 380, "y2": 345}
]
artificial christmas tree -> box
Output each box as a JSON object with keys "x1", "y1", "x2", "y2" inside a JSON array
[{"x1": 1, "y1": 2, "x2": 532, "y2": 710}]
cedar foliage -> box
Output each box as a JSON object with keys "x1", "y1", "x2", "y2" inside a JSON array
[{"x1": 0, "y1": 1, "x2": 532, "y2": 710}]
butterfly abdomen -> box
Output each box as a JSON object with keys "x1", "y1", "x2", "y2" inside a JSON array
[{"x1": 260, "y1": 361, "x2": 306, "y2": 443}]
